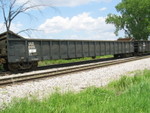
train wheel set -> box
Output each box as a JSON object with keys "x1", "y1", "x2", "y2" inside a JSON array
[{"x1": 3, "y1": 62, "x2": 38, "y2": 72}]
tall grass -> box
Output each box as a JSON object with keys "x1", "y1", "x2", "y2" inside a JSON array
[{"x1": 1, "y1": 70, "x2": 150, "y2": 113}]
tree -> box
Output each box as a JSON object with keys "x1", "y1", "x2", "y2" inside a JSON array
[
  {"x1": 106, "y1": 0, "x2": 150, "y2": 40},
  {"x1": 0, "y1": 0, "x2": 51, "y2": 33}
]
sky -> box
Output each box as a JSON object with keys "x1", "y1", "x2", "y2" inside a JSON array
[{"x1": 0, "y1": 0, "x2": 123, "y2": 40}]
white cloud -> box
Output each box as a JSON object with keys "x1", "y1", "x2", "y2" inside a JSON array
[
  {"x1": 38, "y1": 13, "x2": 116, "y2": 40},
  {"x1": 99, "y1": 7, "x2": 107, "y2": 11},
  {"x1": 39, "y1": 16, "x2": 70, "y2": 33},
  {"x1": 16, "y1": 0, "x2": 112, "y2": 7},
  {"x1": 39, "y1": 13, "x2": 114, "y2": 33}
]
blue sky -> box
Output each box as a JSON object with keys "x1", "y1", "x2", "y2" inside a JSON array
[{"x1": 0, "y1": 0, "x2": 123, "y2": 40}]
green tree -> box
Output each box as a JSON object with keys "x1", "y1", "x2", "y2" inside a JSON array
[{"x1": 106, "y1": 0, "x2": 150, "y2": 40}]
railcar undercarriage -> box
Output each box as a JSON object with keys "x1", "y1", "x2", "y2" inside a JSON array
[
  {"x1": 114, "y1": 53, "x2": 134, "y2": 58},
  {"x1": 3, "y1": 61, "x2": 38, "y2": 72}
]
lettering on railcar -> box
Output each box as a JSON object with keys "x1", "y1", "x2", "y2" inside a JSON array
[{"x1": 28, "y1": 42, "x2": 37, "y2": 56}]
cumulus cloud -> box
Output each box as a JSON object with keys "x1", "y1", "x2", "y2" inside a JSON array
[
  {"x1": 16, "y1": 0, "x2": 112, "y2": 7},
  {"x1": 38, "y1": 13, "x2": 116, "y2": 40},
  {"x1": 39, "y1": 13, "x2": 114, "y2": 33}
]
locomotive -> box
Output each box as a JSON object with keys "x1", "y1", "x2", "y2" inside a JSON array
[{"x1": 0, "y1": 31, "x2": 150, "y2": 72}]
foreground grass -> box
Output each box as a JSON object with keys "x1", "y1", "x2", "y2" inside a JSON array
[
  {"x1": 38, "y1": 55, "x2": 113, "y2": 66},
  {"x1": 1, "y1": 70, "x2": 150, "y2": 113}
]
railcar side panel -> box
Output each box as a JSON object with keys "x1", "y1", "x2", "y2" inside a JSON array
[
  {"x1": 76, "y1": 41, "x2": 82, "y2": 58},
  {"x1": 109, "y1": 42, "x2": 114, "y2": 55},
  {"x1": 100, "y1": 42, "x2": 105, "y2": 55},
  {"x1": 95, "y1": 42, "x2": 100, "y2": 56},
  {"x1": 125, "y1": 42, "x2": 129, "y2": 53},
  {"x1": 105, "y1": 42, "x2": 109, "y2": 55},
  {"x1": 145, "y1": 41, "x2": 148, "y2": 52},
  {"x1": 119, "y1": 42, "x2": 122, "y2": 53},
  {"x1": 114, "y1": 42, "x2": 118, "y2": 54},
  {"x1": 8, "y1": 40, "x2": 26, "y2": 63},
  {"x1": 122, "y1": 42, "x2": 124, "y2": 53},
  {"x1": 42, "y1": 41, "x2": 50, "y2": 60},
  {"x1": 51, "y1": 41, "x2": 60, "y2": 59},
  {"x1": 60, "y1": 41, "x2": 68, "y2": 59},
  {"x1": 89, "y1": 41, "x2": 95, "y2": 57},
  {"x1": 145, "y1": 41, "x2": 150, "y2": 52},
  {"x1": 83, "y1": 42, "x2": 89, "y2": 57},
  {"x1": 69, "y1": 41, "x2": 76, "y2": 58}
]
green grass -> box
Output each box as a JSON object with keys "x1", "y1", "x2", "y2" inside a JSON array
[
  {"x1": 1, "y1": 70, "x2": 150, "y2": 113},
  {"x1": 38, "y1": 55, "x2": 113, "y2": 66}
]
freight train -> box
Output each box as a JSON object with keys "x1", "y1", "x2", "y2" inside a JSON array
[{"x1": 0, "y1": 31, "x2": 150, "y2": 72}]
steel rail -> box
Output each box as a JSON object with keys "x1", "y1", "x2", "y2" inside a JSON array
[{"x1": 0, "y1": 55, "x2": 149, "y2": 86}]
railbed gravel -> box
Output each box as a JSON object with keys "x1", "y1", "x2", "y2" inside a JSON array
[{"x1": 0, "y1": 57, "x2": 150, "y2": 109}]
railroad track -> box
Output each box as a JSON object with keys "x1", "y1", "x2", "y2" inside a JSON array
[{"x1": 0, "y1": 55, "x2": 149, "y2": 86}]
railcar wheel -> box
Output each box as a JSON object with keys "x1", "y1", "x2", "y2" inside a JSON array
[
  {"x1": 7, "y1": 62, "x2": 38, "y2": 72},
  {"x1": 92, "y1": 56, "x2": 96, "y2": 59},
  {"x1": 114, "y1": 54, "x2": 119, "y2": 58},
  {"x1": 18, "y1": 62, "x2": 38, "y2": 70},
  {"x1": 8, "y1": 63, "x2": 19, "y2": 72},
  {"x1": 18, "y1": 62, "x2": 32, "y2": 70}
]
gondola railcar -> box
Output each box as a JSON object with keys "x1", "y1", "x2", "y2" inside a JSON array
[{"x1": 1, "y1": 31, "x2": 149, "y2": 72}]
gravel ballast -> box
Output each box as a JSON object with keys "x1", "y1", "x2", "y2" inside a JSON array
[{"x1": 0, "y1": 57, "x2": 150, "y2": 109}]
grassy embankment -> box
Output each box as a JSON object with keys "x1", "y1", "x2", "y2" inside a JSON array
[
  {"x1": 38, "y1": 55, "x2": 113, "y2": 66},
  {"x1": 1, "y1": 69, "x2": 150, "y2": 113}
]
